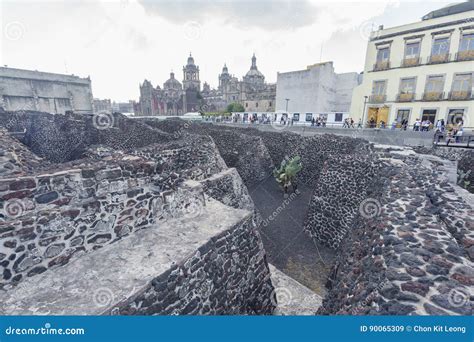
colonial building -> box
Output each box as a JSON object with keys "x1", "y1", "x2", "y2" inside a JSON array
[
  {"x1": 350, "y1": 1, "x2": 474, "y2": 128},
  {"x1": 276, "y1": 61, "x2": 361, "y2": 119},
  {"x1": 217, "y1": 54, "x2": 276, "y2": 112},
  {"x1": 93, "y1": 98, "x2": 112, "y2": 113},
  {"x1": 0, "y1": 67, "x2": 93, "y2": 114},
  {"x1": 135, "y1": 53, "x2": 276, "y2": 115}
]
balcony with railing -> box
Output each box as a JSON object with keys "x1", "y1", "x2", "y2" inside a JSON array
[
  {"x1": 401, "y1": 57, "x2": 420, "y2": 68},
  {"x1": 456, "y1": 50, "x2": 474, "y2": 61},
  {"x1": 368, "y1": 94, "x2": 387, "y2": 103},
  {"x1": 427, "y1": 53, "x2": 450, "y2": 64},
  {"x1": 449, "y1": 90, "x2": 472, "y2": 100},
  {"x1": 422, "y1": 91, "x2": 445, "y2": 101},
  {"x1": 396, "y1": 93, "x2": 415, "y2": 102},
  {"x1": 373, "y1": 60, "x2": 390, "y2": 71}
]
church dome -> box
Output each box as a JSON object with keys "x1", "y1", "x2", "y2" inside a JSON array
[
  {"x1": 245, "y1": 54, "x2": 264, "y2": 80},
  {"x1": 163, "y1": 71, "x2": 182, "y2": 90}
]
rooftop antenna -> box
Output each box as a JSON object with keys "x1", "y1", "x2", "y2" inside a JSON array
[
  {"x1": 319, "y1": 42, "x2": 324, "y2": 62},
  {"x1": 64, "y1": 60, "x2": 68, "y2": 74}
]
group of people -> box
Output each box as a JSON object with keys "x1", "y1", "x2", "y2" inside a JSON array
[
  {"x1": 434, "y1": 120, "x2": 465, "y2": 143},
  {"x1": 310, "y1": 116, "x2": 327, "y2": 127},
  {"x1": 412, "y1": 119, "x2": 433, "y2": 132}
]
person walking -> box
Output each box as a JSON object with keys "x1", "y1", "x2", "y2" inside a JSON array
[{"x1": 413, "y1": 118, "x2": 421, "y2": 131}]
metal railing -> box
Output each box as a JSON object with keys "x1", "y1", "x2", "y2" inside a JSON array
[
  {"x1": 427, "y1": 53, "x2": 451, "y2": 64},
  {"x1": 396, "y1": 93, "x2": 415, "y2": 102},
  {"x1": 368, "y1": 94, "x2": 387, "y2": 103},
  {"x1": 422, "y1": 91, "x2": 445, "y2": 101},
  {"x1": 401, "y1": 57, "x2": 420, "y2": 67},
  {"x1": 373, "y1": 61, "x2": 390, "y2": 71},
  {"x1": 455, "y1": 50, "x2": 474, "y2": 61},
  {"x1": 448, "y1": 90, "x2": 472, "y2": 101}
]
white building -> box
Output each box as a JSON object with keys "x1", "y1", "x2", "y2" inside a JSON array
[
  {"x1": 0, "y1": 67, "x2": 93, "y2": 114},
  {"x1": 350, "y1": 1, "x2": 474, "y2": 129},
  {"x1": 276, "y1": 61, "x2": 361, "y2": 125}
]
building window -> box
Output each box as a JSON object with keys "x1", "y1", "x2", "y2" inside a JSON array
[
  {"x1": 432, "y1": 37, "x2": 450, "y2": 55},
  {"x1": 375, "y1": 47, "x2": 390, "y2": 70},
  {"x1": 372, "y1": 80, "x2": 387, "y2": 95},
  {"x1": 396, "y1": 109, "x2": 410, "y2": 126},
  {"x1": 421, "y1": 109, "x2": 437, "y2": 125},
  {"x1": 400, "y1": 78, "x2": 416, "y2": 94},
  {"x1": 305, "y1": 113, "x2": 313, "y2": 122},
  {"x1": 429, "y1": 37, "x2": 450, "y2": 63},
  {"x1": 370, "y1": 80, "x2": 387, "y2": 103},
  {"x1": 398, "y1": 77, "x2": 416, "y2": 102},
  {"x1": 377, "y1": 47, "x2": 390, "y2": 62},
  {"x1": 403, "y1": 41, "x2": 421, "y2": 66},
  {"x1": 424, "y1": 75, "x2": 445, "y2": 100},
  {"x1": 269, "y1": 101, "x2": 272, "y2": 107},
  {"x1": 255, "y1": 102, "x2": 258, "y2": 108},
  {"x1": 450, "y1": 73, "x2": 472, "y2": 100},
  {"x1": 405, "y1": 41, "x2": 420, "y2": 58},
  {"x1": 335, "y1": 113, "x2": 343, "y2": 122},
  {"x1": 458, "y1": 33, "x2": 474, "y2": 61},
  {"x1": 293, "y1": 113, "x2": 300, "y2": 121},
  {"x1": 447, "y1": 108, "x2": 465, "y2": 126},
  {"x1": 245, "y1": 102, "x2": 248, "y2": 107}
]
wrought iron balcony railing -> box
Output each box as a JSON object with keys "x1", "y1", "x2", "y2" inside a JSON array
[
  {"x1": 455, "y1": 50, "x2": 474, "y2": 61},
  {"x1": 373, "y1": 60, "x2": 390, "y2": 71},
  {"x1": 427, "y1": 53, "x2": 450, "y2": 64},
  {"x1": 401, "y1": 57, "x2": 420, "y2": 67},
  {"x1": 396, "y1": 93, "x2": 415, "y2": 102},
  {"x1": 368, "y1": 94, "x2": 387, "y2": 103},
  {"x1": 448, "y1": 90, "x2": 472, "y2": 100},
  {"x1": 422, "y1": 91, "x2": 444, "y2": 101}
]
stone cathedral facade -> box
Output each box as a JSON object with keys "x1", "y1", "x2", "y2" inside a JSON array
[{"x1": 135, "y1": 53, "x2": 275, "y2": 116}]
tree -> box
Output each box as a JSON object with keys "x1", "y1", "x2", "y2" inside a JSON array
[{"x1": 226, "y1": 102, "x2": 244, "y2": 113}]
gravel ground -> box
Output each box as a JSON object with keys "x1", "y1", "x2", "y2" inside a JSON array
[{"x1": 249, "y1": 176, "x2": 336, "y2": 295}]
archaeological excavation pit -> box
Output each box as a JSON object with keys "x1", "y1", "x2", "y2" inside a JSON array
[{"x1": 0, "y1": 111, "x2": 473, "y2": 316}]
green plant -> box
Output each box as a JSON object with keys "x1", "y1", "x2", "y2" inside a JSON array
[
  {"x1": 226, "y1": 102, "x2": 245, "y2": 113},
  {"x1": 273, "y1": 156, "x2": 302, "y2": 193}
]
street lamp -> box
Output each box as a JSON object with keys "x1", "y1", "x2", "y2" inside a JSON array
[{"x1": 362, "y1": 95, "x2": 368, "y2": 128}]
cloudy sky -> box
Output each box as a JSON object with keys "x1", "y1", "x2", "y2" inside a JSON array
[{"x1": 0, "y1": 0, "x2": 460, "y2": 102}]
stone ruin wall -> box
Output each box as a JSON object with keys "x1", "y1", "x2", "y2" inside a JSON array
[
  {"x1": 414, "y1": 146, "x2": 474, "y2": 194},
  {"x1": 304, "y1": 154, "x2": 380, "y2": 249},
  {"x1": 0, "y1": 112, "x2": 276, "y2": 315},
  {"x1": 319, "y1": 147, "x2": 473, "y2": 315},
  {"x1": 109, "y1": 216, "x2": 275, "y2": 315}
]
